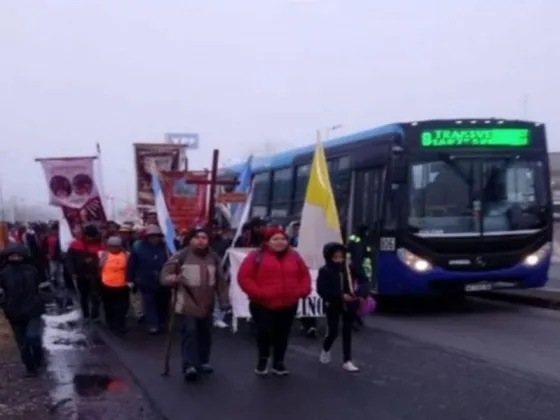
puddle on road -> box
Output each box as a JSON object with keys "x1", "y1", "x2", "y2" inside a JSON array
[
  {"x1": 74, "y1": 374, "x2": 127, "y2": 396},
  {"x1": 42, "y1": 306, "x2": 126, "y2": 418}
]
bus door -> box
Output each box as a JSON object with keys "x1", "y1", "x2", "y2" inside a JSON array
[{"x1": 350, "y1": 166, "x2": 386, "y2": 290}]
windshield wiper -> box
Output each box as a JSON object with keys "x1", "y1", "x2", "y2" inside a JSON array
[{"x1": 437, "y1": 153, "x2": 474, "y2": 186}]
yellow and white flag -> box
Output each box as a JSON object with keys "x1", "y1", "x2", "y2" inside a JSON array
[{"x1": 297, "y1": 130, "x2": 342, "y2": 269}]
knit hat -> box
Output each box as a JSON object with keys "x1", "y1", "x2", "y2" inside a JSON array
[
  {"x1": 107, "y1": 236, "x2": 123, "y2": 247},
  {"x1": 187, "y1": 226, "x2": 208, "y2": 243},
  {"x1": 264, "y1": 226, "x2": 288, "y2": 241}
]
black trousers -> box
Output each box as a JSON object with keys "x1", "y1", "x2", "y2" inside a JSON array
[
  {"x1": 249, "y1": 302, "x2": 297, "y2": 363},
  {"x1": 101, "y1": 285, "x2": 130, "y2": 331},
  {"x1": 9, "y1": 316, "x2": 44, "y2": 372},
  {"x1": 76, "y1": 276, "x2": 101, "y2": 320},
  {"x1": 322, "y1": 305, "x2": 353, "y2": 362}
]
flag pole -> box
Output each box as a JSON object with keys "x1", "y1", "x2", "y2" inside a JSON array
[{"x1": 95, "y1": 143, "x2": 110, "y2": 220}]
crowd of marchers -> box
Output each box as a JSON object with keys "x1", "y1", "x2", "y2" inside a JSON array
[{"x1": 0, "y1": 216, "x2": 374, "y2": 381}]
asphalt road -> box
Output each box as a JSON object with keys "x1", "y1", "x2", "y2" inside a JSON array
[
  {"x1": 103, "y1": 299, "x2": 560, "y2": 420},
  {"x1": 548, "y1": 226, "x2": 560, "y2": 288},
  {"x1": 546, "y1": 264, "x2": 560, "y2": 289}
]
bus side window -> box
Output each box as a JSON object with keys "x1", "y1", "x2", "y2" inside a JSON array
[
  {"x1": 291, "y1": 164, "x2": 310, "y2": 214},
  {"x1": 271, "y1": 168, "x2": 292, "y2": 203},
  {"x1": 252, "y1": 171, "x2": 272, "y2": 216},
  {"x1": 270, "y1": 167, "x2": 292, "y2": 219}
]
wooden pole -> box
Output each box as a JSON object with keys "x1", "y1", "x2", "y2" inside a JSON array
[{"x1": 207, "y1": 149, "x2": 220, "y2": 228}]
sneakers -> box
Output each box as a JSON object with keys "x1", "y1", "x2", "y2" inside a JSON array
[
  {"x1": 319, "y1": 350, "x2": 331, "y2": 364},
  {"x1": 213, "y1": 319, "x2": 228, "y2": 329},
  {"x1": 342, "y1": 361, "x2": 359, "y2": 372},
  {"x1": 199, "y1": 364, "x2": 214, "y2": 374},
  {"x1": 255, "y1": 359, "x2": 290, "y2": 376},
  {"x1": 306, "y1": 327, "x2": 318, "y2": 338},
  {"x1": 271, "y1": 361, "x2": 289, "y2": 376},
  {"x1": 255, "y1": 358, "x2": 268, "y2": 376},
  {"x1": 183, "y1": 366, "x2": 199, "y2": 382}
]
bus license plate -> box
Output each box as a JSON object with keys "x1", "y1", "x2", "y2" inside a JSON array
[{"x1": 465, "y1": 283, "x2": 492, "y2": 292}]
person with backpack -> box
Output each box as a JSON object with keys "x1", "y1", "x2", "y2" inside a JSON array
[
  {"x1": 237, "y1": 227, "x2": 311, "y2": 376},
  {"x1": 161, "y1": 227, "x2": 229, "y2": 382},
  {"x1": 99, "y1": 236, "x2": 131, "y2": 334}
]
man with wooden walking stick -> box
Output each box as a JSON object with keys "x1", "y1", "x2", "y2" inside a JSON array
[{"x1": 160, "y1": 227, "x2": 230, "y2": 382}]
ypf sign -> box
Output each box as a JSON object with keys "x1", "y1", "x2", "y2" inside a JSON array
[{"x1": 165, "y1": 133, "x2": 199, "y2": 149}]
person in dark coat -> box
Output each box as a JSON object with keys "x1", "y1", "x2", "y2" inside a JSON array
[
  {"x1": 234, "y1": 223, "x2": 252, "y2": 247},
  {"x1": 317, "y1": 242, "x2": 367, "y2": 373},
  {"x1": 126, "y1": 225, "x2": 170, "y2": 334},
  {"x1": 0, "y1": 243, "x2": 51, "y2": 376},
  {"x1": 248, "y1": 217, "x2": 267, "y2": 247}
]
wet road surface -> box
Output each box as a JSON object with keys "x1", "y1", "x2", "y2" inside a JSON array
[
  {"x1": 371, "y1": 298, "x2": 560, "y2": 381},
  {"x1": 546, "y1": 262, "x2": 560, "y2": 289},
  {"x1": 42, "y1": 306, "x2": 159, "y2": 419},
  {"x1": 103, "y1": 298, "x2": 560, "y2": 420}
]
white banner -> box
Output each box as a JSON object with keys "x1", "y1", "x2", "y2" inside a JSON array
[
  {"x1": 39, "y1": 157, "x2": 100, "y2": 209},
  {"x1": 228, "y1": 248, "x2": 324, "y2": 319}
]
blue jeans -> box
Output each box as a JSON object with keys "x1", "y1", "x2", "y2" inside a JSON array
[
  {"x1": 9, "y1": 316, "x2": 44, "y2": 371},
  {"x1": 213, "y1": 296, "x2": 224, "y2": 322},
  {"x1": 179, "y1": 314, "x2": 212, "y2": 371},
  {"x1": 141, "y1": 288, "x2": 170, "y2": 331}
]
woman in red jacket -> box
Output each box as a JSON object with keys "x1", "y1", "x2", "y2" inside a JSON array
[{"x1": 238, "y1": 227, "x2": 311, "y2": 376}]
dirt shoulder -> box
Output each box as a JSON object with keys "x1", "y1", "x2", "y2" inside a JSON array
[{"x1": 0, "y1": 314, "x2": 55, "y2": 420}]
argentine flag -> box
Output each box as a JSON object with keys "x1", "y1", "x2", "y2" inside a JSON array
[
  {"x1": 150, "y1": 168, "x2": 177, "y2": 254},
  {"x1": 230, "y1": 179, "x2": 255, "y2": 248},
  {"x1": 230, "y1": 155, "x2": 253, "y2": 228},
  {"x1": 297, "y1": 130, "x2": 342, "y2": 269}
]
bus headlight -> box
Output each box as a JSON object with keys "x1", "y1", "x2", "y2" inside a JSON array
[
  {"x1": 522, "y1": 242, "x2": 551, "y2": 267},
  {"x1": 397, "y1": 248, "x2": 432, "y2": 273}
]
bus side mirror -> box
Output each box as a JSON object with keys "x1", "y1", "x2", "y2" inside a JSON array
[{"x1": 391, "y1": 159, "x2": 408, "y2": 185}]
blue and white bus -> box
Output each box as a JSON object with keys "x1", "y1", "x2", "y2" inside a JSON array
[{"x1": 221, "y1": 119, "x2": 552, "y2": 295}]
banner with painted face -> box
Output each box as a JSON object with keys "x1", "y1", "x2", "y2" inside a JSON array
[
  {"x1": 38, "y1": 156, "x2": 107, "y2": 233},
  {"x1": 39, "y1": 157, "x2": 99, "y2": 209},
  {"x1": 133, "y1": 143, "x2": 183, "y2": 211}
]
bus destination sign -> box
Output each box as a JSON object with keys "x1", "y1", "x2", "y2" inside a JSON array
[{"x1": 420, "y1": 128, "x2": 530, "y2": 148}]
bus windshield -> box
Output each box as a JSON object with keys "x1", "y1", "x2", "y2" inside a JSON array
[{"x1": 408, "y1": 157, "x2": 548, "y2": 236}]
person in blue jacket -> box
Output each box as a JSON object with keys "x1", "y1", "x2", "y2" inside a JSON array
[{"x1": 126, "y1": 225, "x2": 170, "y2": 334}]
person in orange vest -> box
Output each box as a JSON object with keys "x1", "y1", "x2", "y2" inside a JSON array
[{"x1": 99, "y1": 236, "x2": 131, "y2": 334}]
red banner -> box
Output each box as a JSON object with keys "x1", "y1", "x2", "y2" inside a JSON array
[
  {"x1": 62, "y1": 196, "x2": 107, "y2": 235},
  {"x1": 161, "y1": 171, "x2": 208, "y2": 231},
  {"x1": 38, "y1": 157, "x2": 107, "y2": 234}
]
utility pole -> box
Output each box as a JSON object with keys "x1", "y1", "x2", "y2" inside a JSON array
[{"x1": 522, "y1": 94, "x2": 529, "y2": 119}]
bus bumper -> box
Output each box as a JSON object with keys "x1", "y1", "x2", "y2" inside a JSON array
[{"x1": 376, "y1": 254, "x2": 550, "y2": 295}]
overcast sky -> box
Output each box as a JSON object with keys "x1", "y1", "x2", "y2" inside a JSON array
[{"x1": 1, "y1": 0, "x2": 558, "y2": 211}]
